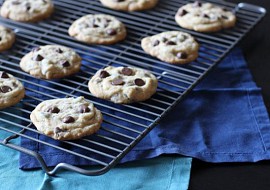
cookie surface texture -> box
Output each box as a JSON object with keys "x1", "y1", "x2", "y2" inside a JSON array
[
  {"x1": 1, "y1": 0, "x2": 54, "y2": 22},
  {"x1": 0, "y1": 71, "x2": 25, "y2": 109},
  {"x1": 68, "y1": 14, "x2": 126, "y2": 45},
  {"x1": 0, "y1": 26, "x2": 15, "y2": 51},
  {"x1": 30, "y1": 97, "x2": 103, "y2": 140},
  {"x1": 20, "y1": 45, "x2": 82, "y2": 79},
  {"x1": 141, "y1": 31, "x2": 199, "y2": 64},
  {"x1": 99, "y1": 0, "x2": 158, "y2": 11},
  {"x1": 175, "y1": 1, "x2": 236, "y2": 32},
  {"x1": 88, "y1": 66, "x2": 158, "y2": 104}
]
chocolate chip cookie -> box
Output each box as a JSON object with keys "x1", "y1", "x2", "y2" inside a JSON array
[
  {"x1": 20, "y1": 45, "x2": 82, "y2": 80},
  {"x1": 99, "y1": 0, "x2": 158, "y2": 11},
  {"x1": 141, "y1": 31, "x2": 199, "y2": 64},
  {"x1": 0, "y1": 71, "x2": 25, "y2": 109},
  {"x1": 30, "y1": 96, "x2": 103, "y2": 140},
  {"x1": 175, "y1": 1, "x2": 236, "y2": 32},
  {"x1": 88, "y1": 66, "x2": 158, "y2": 104},
  {"x1": 1, "y1": 0, "x2": 54, "y2": 22},
  {"x1": 68, "y1": 14, "x2": 126, "y2": 45},
  {"x1": 0, "y1": 26, "x2": 15, "y2": 52}
]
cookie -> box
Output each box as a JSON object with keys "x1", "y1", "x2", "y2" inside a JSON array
[
  {"x1": 0, "y1": 71, "x2": 25, "y2": 109},
  {"x1": 68, "y1": 14, "x2": 126, "y2": 45},
  {"x1": 141, "y1": 31, "x2": 199, "y2": 64},
  {"x1": 175, "y1": 1, "x2": 236, "y2": 32},
  {"x1": 1, "y1": 0, "x2": 54, "y2": 22},
  {"x1": 20, "y1": 45, "x2": 82, "y2": 80},
  {"x1": 30, "y1": 96, "x2": 103, "y2": 141},
  {"x1": 0, "y1": 26, "x2": 15, "y2": 52},
  {"x1": 88, "y1": 66, "x2": 158, "y2": 104},
  {"x1": 99, "y1": 0, "x2": 158, "y2": 11}
]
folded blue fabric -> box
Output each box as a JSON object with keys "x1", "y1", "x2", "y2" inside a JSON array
[
  {"x1": 0, "y1": 125, "x2": 192, "y2": 190},
  {"x1": 20, "y1": 48, "x2": 270, "y2": 169}
]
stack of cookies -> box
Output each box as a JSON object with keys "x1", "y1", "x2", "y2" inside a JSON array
[{"x1": 0, "y1": 0, "x2": 236, "y2": 140}]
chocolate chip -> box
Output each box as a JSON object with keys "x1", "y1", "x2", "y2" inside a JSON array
[
  {"x1": 56, "y1": 48, "x2": 63, "y2": 53},
  {"x1": 193, "y1": 1, "x2": 202, "y2": 7},
  {"x1": 63, "y1": 116, "x2": 75, "y2": 123},
  {"x1": 42, "y1": 0, "x2": 47, "y2": 4},
  {"x1": 222, "y1": 15, "x2": 228, "y2": 20},
  {"x1": 0, "y1": 37, "x2": 2, "y2": 41},
  {"x1": 179, "y1": 9, "x2": 188, "y2": 16},
  {"x1": 121, "y1": 67, "x2": 133, "y2": 76},
  {"x1": 32, "y1": 54, "x2": 44, "y2": 61},
  {"x1": 100, "y1": 70, "x2": 110, "y2": 78},
  {"x1": 223, "y1": 8, "x2": 228, "y2": 12},
  {"x1": 106, "y1": 19, "x2": 111, "y2": 23},
  {"x1": 60, "y1": 60, "x2": 70, "y2": 67},
  {"x1": 152, "y1": 40, "x2": 160, "y2": 47},
  {"x1": 161, "y1": 37, "x2": 168, "y2": 43},
  {"x1": 176, "y1": 52, "x2": 188, "y2": 59},
  {"x1": 107, "y1": 29, "x2": 117, "y2": 36},
  {"x1": 46, "y1": 106, "x2": 60, "y2": 113},
  {"x1": 165, "y1": 41, "x2": 176, "y2": 45},
  {"x1": 79, "y1": 105, "x2": 90, "y2": 113},
  {"x1": 0, "y1": 86, "x2": 12, "y2": 93},
  {"x1": 111, "y1": 78, "x2": 124, "y2": 85},
  {"x1": 203, "y1": 14, "x2": 210, "y2": 18},
  {"x1": 0, "y1": 71, "x2": 9, "y2": 79},
  {"x1": 26, "y1": 3, "x2": 31, "y2": 11},
  {"x1": 113, "y1": 0, "x2": 125, "y2": 2},
  {"x1": 134, "y1": 79, "x2": 145, "y2": 86},
  {"x1": 32, "y1": 47, "x2": 40, "y2": 52}
]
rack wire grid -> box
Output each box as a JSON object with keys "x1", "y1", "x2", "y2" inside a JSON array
[{"x1": 0, "y1": 0, "x2": 266, "y2": 176}]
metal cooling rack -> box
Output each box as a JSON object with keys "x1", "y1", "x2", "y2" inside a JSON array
[{"x1": 0, "y1": 0, "x2": 266, "y2": 176}]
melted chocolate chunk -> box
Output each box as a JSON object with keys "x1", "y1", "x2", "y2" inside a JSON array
[
  {"x1": 79, "y1": 105, "x2": 90, "y2": 113},
  {"x1": 134, "y1": 79, "x2": 145, "y2": 86},
  {"x1": 46, "y1": 106, "x2": 60, "y2": 113},
  {"x1": 221, "y1": 15, "x2": 228, "y2": 20},
  {"x1": 63, "y1": 116, "x2": 75, "y2": 124},
  {"x1": 107, "y1": 29, "x2": 117, "y2": 36},
  {"x1": 0, "y1": 86, "x2": 12, "y2": 93},
  {"x1": 121, "y1": 67, "x2": 133, "y2": 76},
  {"x1": 32, "y1": 54, "x2": 44, "y2": 61},
  {"x1": 60, "y1": 60, "x2": 70, "y2": 67},
  {"x1": 56, "y1": 48, "x2": 63, "y2": 53},
  {"x1": 176, "y1": 52, "x2": 188, "y2": 59},
  {"x1": 166, "y1": 41, "x2": 176, "y2": 45},
  {"x1": 111, "y1": 78, "x2": 124, "y2": 85},
  {"x1": 55, "y1": 127, "x2": 65, "y2": 133},
  {"x1": 0, "y1": 71, "x2": 9, "y2": 79},
  {"x1": 193, "y1": 1, "x2": 202, "y2": 7},
  {"x1": 100, "y1": 70, "x2": 110, "y2": 78},
  {"x1": 152, "y1": 40, "x2": 160, "y2": 47},
  {"x1": 179, "y1": 9, "x2": 188, "y2": 16}
]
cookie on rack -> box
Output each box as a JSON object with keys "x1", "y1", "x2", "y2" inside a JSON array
[
  {"x1": 68, "y1": 14, "x2": 126, "y2": 45},
  {"x1": 141, "y1": 31, "x2": 199, "y2": 64},
  {"x1": 88, "y1": 66, "x2": 158, "y2": 104},
  {"x1": 0, "y1": 71, "x2": 25, "y2": 109},
  {"x1": 30, "y1": 96, "x2": 103, "y2": 141},
  {"x1": 0, "y1": 26, "x2": 15, "y2": 52},
  {"x1": 0, "y1": 0, "x2": 54, "y2": 22},
  {"x1": 175, "y1": 1, "x2": 236, "y2": 32},
  {"x1": 20, "y1": 45, "x2": 82, "y2": 80},
  {"x1": 99, "y1": 0, "x2": 158, "y2": 11}
]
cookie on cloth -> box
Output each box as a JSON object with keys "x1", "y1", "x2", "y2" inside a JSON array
[
  {"x1": 141, "y1": 31, "x2": 199, "y2": 64},
  {"x1": 0, "y1": 25, "x2": 15, "y2": 52},
  {"x1": 88, "y1": 66, "x2": 158, "y2": 104},
  {"x1": 0, "y1": 71, "x2": 25, "y2": 109},
  {"x1": 175, "y1": 1, "x2": 236, "y2": 32},
  {"x1": 99, "y1": 0, "x2": 158, "y2": 11},
  {"x1": 20, "y1": 45, "x2": 82, "y2": 80},
  {"x1": 68, "y1": 14, "x2": 126, "y2": 45},
  {"x1": 0, "y1": 0, "x2": 54, "y2": 22},
  {"x1": 30, "y1": 96, "x2": 103, "y2": 140}
]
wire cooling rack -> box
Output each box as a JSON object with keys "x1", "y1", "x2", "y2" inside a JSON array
[{"x1": 0, "y1": 0, "x2": 266, "y2": 175}]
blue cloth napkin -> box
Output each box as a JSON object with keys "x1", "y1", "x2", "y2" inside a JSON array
[
  {"x1": 0, "y1": 125, "x2": 192, "y2": 190},
  {"x1": 20, "y1": 47, "x2": 270, "y2": 169}
]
